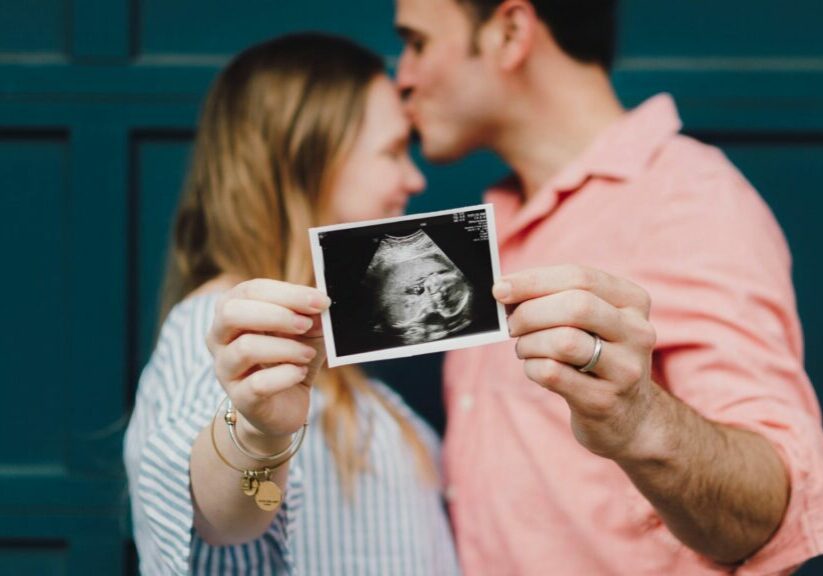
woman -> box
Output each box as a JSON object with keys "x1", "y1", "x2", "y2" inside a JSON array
[{"x1": 124, "y1": 33, "x2": 460, "y2": 575}]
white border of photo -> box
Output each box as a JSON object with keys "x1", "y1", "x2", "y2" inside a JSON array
[{"x1": 309, "y1": 203, "x2": 510, "y2": 367}]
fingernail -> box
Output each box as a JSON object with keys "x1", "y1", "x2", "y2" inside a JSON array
[
  {"x1": 294, "y1": 315, "x2": 313, "y2": 332},
  {"x1": 493, "y1": 281, "x2": 511, "y2": 301},
  {"x1": 302, "y1": 347, "x2": 317, "y2": 361},
  {"x1": 307, "y1": 293, "x2": 331, "y2": 312}
]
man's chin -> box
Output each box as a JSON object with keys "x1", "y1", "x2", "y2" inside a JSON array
[{"x1": 420, "y1": 137, "x2": 469, "y2": 164}]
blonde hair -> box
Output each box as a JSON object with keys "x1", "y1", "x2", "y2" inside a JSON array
[{"x1": 162, "y1": 34, "x2": 434, "y2": 494}]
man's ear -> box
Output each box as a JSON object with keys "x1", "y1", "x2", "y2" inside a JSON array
[{"x1": 485, "y1": 0, "x2": 538, "y2": 71}]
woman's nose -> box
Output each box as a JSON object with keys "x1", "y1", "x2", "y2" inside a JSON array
[{"x1": 404, "y1": 159, "x2": 426, "y2": 196}]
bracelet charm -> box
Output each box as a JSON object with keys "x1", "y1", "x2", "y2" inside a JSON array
[
  {"x1": 255, "y1": 476, "x2": 282, "y2": 511},
  {"x1": 242, "y1": 471, "x2": 259, "y2": 496},
  {"x1": 210, "y1": 396, "x2": 305, "y2": 512}
]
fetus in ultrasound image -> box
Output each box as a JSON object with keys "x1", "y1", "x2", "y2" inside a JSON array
[{"x1": 364, "y1": 229, "x2": 473, "y2": 345}]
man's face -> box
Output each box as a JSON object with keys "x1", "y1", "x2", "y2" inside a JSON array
[{"x1": 395, "y1": 0, "x2": 499, "y2": 162}]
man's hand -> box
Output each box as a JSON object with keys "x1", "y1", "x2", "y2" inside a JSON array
[
  {"x1": 493, "y1": 265, "x2": 659, "y2": 460},
  {"x1": 494, "y1": 265, "x2": 789, "y2": 564}
]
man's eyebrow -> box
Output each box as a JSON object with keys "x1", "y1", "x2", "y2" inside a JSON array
[{"x1": 395, "y1": 25, "x2": 416, "y2": 40}]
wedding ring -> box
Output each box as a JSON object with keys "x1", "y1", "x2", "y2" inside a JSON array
[{"x1": 578, "y1": 333, "x2": 603, "y2": 373}]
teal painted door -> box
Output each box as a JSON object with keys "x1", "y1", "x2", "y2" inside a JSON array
[{"x1": 0, "y1": 1, "x2": 821, "y2": 573}]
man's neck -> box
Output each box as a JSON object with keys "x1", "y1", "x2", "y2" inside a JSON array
[{"x1": 494, "y1": 64, "x2": 625, "y2": 201}]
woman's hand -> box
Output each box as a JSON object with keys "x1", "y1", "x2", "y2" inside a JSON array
[{"x1": 206, "y1": 279, "x2": 331, "y2": 445}]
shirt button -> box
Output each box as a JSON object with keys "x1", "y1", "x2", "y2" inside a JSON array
[{"x1": 459, "y1": 393, "x2": 474, "y2": 412}]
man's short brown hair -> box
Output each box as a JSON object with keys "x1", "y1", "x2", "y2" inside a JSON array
[{"x1": 457, "y1": 0, "x2": 617, "y2": 69}]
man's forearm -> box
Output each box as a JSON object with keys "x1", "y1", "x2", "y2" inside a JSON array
[{"x1": 615, "y1": 383, "x2": 790, "y2": 565}]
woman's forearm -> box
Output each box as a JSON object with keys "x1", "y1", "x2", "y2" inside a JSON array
[{"x1": 190, "y1": 413, "x2": 291, "y2": 546}]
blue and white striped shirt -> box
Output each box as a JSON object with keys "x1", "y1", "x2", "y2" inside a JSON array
[{"x1": 124, "y1": 293, "x2": 460, "y2": 575}]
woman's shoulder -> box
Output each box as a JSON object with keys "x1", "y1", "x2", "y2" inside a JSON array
[
  {"x1": 159, "y1": 292, "x2": 221, "y2": 350},
  {"x1": 154, "y1": 275, "x2": 239, "y2": 363},
  {"x1": 147, "y1": 291, "x2": 222, "y2": 387},
  {"x1": 134, "y1": 291, "x2": 224, "y2": 415}
]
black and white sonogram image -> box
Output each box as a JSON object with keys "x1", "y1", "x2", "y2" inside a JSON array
[
  {"x1": 365, "y1": 228, "x2": 473, "y2": 345},
  {"x1": 309, "y1": 205, "x2": 508, "y2": 367}
]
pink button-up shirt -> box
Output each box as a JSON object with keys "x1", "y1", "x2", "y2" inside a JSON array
[{"x1": 443, "y1": 94, "x2": 823, "y2": 575}]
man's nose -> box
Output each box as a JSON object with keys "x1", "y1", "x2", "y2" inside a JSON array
[{"x1": 395, "y1": 49, "x2": 415, "y2": 98}]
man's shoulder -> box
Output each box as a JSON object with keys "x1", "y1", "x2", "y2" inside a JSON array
[
  {"x1": 656, "y1": 134, "x2": 734, "y2": 179},
  {"x1": 635, "y1": 133, "x2": 788, "y2": 260},
  {"x1": 643, "y1": 133, "x2": 759, "y2": 207}
]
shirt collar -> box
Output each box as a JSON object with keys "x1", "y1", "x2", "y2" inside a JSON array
[
  {"x1": 486, "y1": 93, "x2": 683, "y2": 242},
  {"x1": 579, "y1": 92, "x2": 683, "y2": 183}
]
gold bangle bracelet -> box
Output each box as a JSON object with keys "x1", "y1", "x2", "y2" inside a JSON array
[
  {"x1": 209, "y1": 395, "x2": 306, "y2": 511},
  {"x1": 224, "y1": 398, "x2": 307, "y2": 463}
]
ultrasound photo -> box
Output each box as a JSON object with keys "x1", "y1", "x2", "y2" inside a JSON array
[{"x1": 309, "y1": 205, "x2": 508, "y2": 367}]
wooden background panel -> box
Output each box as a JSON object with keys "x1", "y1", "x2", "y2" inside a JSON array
[
  {"x1": 64, "y1": 124, "x2": 129, "y2": 479},
  {"x1": 620, "y1": 0, "x2": 823, "y2": 58},
  {"x1": 0, "y1": 540, "x2": 68, "y2": 576},
  {"x1": 0, "y1": 516, "x2": 125, "y2": 573},
  {"x1": 0, "y1": 0, "x2": 67, "y2": 57},
  {"x1": 0, "y1": 132, "x2": 70, "y2": 470},
  {"x1": 72, "y1": 2, "x2": 131, "y2": 61},
  {"x1": 131, "y1": 132, "x2": 193, "y2": 380},
  {"x1": 136, "y1": 0, "x2": 400, "y2": 58}
]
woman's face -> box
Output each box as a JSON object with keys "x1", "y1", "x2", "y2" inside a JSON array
[{"x1": 327, "y1": 75, "x2": 426, "y2": 223}]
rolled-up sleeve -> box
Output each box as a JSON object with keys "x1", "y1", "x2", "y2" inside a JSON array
[
  {"x1": 125, "y1": 338, "x2": 303, "y2": 575},
  {"x1": 137, "y1": 397, "x2": 213, "y2": 573},
  {"x1": 638, "y1": 153, "x2": 823, "y2": 573}
]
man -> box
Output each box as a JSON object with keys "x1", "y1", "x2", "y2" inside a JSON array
[{"x1": 394, "y1": 0, "x2": 823, "y2": 573}]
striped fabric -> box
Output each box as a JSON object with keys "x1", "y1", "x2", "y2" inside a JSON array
[{"x1": 124, "y1": 293, "x2": 460, "y2": 575}]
